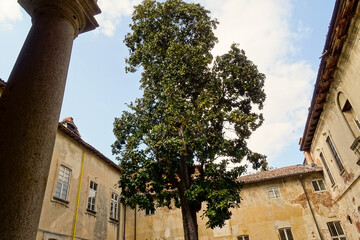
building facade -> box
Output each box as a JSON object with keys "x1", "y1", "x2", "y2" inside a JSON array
[
  {"x1": 127, "y1": 165, "x2": 336, "y2": 240},
  {"x1": 300, "y1": 0, "x2": 360, "y2": 239},
  {"x1": 36, "y1": 121, "x2": 125, "y2": 240}
]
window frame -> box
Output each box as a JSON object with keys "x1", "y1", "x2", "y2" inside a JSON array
[
  {"x1": 278, "y1": 227, "x2": 294, "y2": 240},
  {"x1": 268, "y1": 186, "x2": 281, "y2": 199},
  {"x1": 237, "y1": 235, "x2": 250, "y2": 240},
  {"x1": 326, "y1": 136, "x2": 345, "y2": 173},
  {"x1": 327, "y1": 221, "x2": 347, "y2": 240},
  {"x1": 54, "y1": 165, "x2": 71, "y2": 202},
  {"x1": 110, "y1": 192, "x2": 119, "y2": 220},
  {"x1": 87, "y1": 180, "x2": 98, "y2": 213},
  {"x1": 320, "y1": 153, "x2": 335, "y2": 186},
  {"x1": 311, "y1": 179, "x2": 326, "y2": 192}
]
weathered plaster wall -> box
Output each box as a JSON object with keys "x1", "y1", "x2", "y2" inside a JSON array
[
  {"x1": 306, "y1": 3, "x2": 360, "y2": 239},
  {"x1": 129, "y1": 172, "x2": 331, "y2": 240}
]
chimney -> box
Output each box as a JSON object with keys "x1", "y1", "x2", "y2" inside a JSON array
[{"x1": 61, "y1": 117, "x2": 81, "y2": 137}]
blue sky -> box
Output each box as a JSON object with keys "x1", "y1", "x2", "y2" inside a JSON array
[{"x1": 0, "y1": 0, "x2": 334, "y2": 169}]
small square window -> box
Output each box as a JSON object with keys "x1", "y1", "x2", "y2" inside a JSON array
[
  {"x1": 278, "y1": 227, "x2": 294, "y2": 240},
  {"x1": 237, "y1": 235, "x2": 250, "y2": 240},
  {"x1": 312, "y1": 179, "x2": 326, "y2": 192},
  {"x1": 268, "y1": 186, "x2": 280, "y2": 198},
  {"x1": 145, "y1": 208, "x2": 155, "y2": 216}
]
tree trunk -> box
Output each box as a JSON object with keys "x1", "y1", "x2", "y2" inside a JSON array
[
  {"x1": 179, "y1": 191, "x2": 199, "y2": 240},
  {"x1": 178, "y1": 127, "x2": 199, "y2": 240}
]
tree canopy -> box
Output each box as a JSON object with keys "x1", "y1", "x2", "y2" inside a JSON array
[{"x1": 112, "y1": 0, "x2": 266, "y2": 239}]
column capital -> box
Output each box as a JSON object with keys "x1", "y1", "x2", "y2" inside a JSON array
[{"x1": 18, "y1": 0, "x2": 101, "y2": 36}]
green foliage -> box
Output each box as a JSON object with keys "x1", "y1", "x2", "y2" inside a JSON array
[{"x1": 113, "y1": 0, "x2": 266, "y2": 231}]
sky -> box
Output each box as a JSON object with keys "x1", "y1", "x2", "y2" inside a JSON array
[{"x1": 0, "y1": 0, "x2": 335, "y2": 169}]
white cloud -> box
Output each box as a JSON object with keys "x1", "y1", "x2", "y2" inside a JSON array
[
  {"x1": 201, "y1": 0, "x2": 293, "y2": 67},
  {"x1": 0, "y1": 0, "x2": 22, "y2": 30},
  {"x1": 249, "y1": 61, "x2": 314, "y2": 158},
  {"x1": 198, "y1": 0, "x2": 315, "y2": 164},
  {"x1": 95, "y1": 0, "x2": 142, "y2": 36}
]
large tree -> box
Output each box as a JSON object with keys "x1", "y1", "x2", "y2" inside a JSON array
[{"x1": 112, "y1": 0, "x2": 266, "y2": 239}]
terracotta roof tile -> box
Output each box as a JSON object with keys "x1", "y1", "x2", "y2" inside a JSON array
[{"x1": 239, "y1": 164, "x2": 323, "y2": 184}]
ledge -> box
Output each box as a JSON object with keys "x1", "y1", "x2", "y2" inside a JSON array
[
  {"x1": 109, "y1": 217, "x2": 119, "y2": 224},
  {"x1": 86, "y1": 208, "x2": 97, "y2": 217},
  {"x1": 51, "y1": 196, "x2": 69, "y2": 207}
]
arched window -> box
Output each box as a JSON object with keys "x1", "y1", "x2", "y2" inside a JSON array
[{"x1": 337, "y1": 92, "x2": 360, "y2": 137}]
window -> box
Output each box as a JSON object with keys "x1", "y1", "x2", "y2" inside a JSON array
[
  {"x1": 145, "y1": 208, "x2": 155, "y2": 216},
  {"x1": 237, "y1": 235, "x2": 250, "y2": 240},
  {"x1": 87, "y1": 181, "x2": 98, "y2": 212},
  {"x1": 110, "y1": 193, "x2": 119, "y2": 220},
  {"x1": 278, "y1": 227, "x2": 294, "y2": 240},
  {"x1": 312, "y1": 179, "x2": 326, "y2": 192},
  {"x1": 326, "y1": 136, "x2": 345, "y2": 172},
  {"x1": 320, "y1": 153, "x2": 335, "y2": 185},
  {"x1": 54, "y1": 165, "x2": 71, "y2": 201},
  {"x1": 327, "y1": 221, "x2": 347, "y2": 240},
  {"x1": 268, "y1": 186, "x2": 280, "y2": 198}
]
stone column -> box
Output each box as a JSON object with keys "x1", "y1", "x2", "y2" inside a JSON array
[{"x1": 0, "y1": 0, "x2": 100, "y2": 239}]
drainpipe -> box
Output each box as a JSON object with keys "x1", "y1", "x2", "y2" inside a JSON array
[
  {"x1": 134, "y1": 205, "x2": 137, "y2": 240},
  {"x1": 299, "y1": 175, "x2": 323, "y2": 240},
  {"x1": 72, "y1": 151, "x2": 86, "y2": 240}
]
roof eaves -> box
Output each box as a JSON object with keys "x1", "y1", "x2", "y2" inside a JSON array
[
  {"x1": 0, "y1": 78, "x2": 5, "y2": 89},
  {"x1": 58, "y1": 123, "x2": 121, "y2": 173},
  {"x1": 300, "y1": 0, "x2": 359, "y2": 151}
]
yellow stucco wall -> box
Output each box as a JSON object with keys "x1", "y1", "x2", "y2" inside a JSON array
[
  {"x1": 128, "y1": 172, "x2": 332, "y2": 240},
  {"x1": 36, "y1": 130, "x2": 122, "y2": 240}
]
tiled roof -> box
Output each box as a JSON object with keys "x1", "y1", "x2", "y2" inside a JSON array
[
  {"x1": 58, "y1": 123, "x2": 121, "y2": 173},
  {"x1": 239, "y1": 164, "x2": 323, "y2": 184}
]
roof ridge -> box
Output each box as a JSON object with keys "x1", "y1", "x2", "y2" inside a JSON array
[{"x1": 238, "y1": 164, "x2": 323, "y2": 184}]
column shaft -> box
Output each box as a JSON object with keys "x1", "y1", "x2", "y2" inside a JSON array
[{"x1": 0, "y1": 9, "x2": 75, "y2": 239}]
